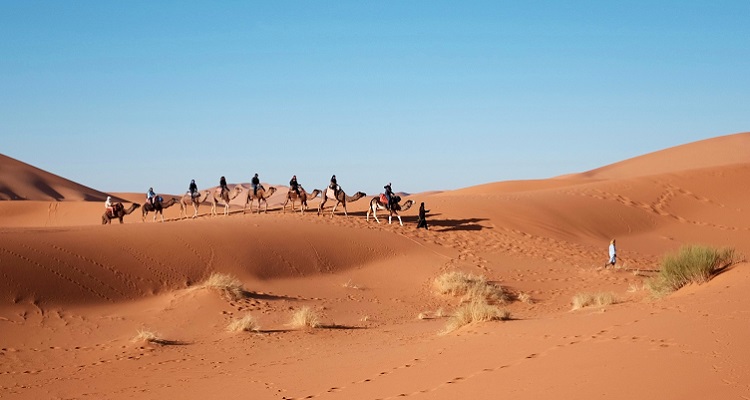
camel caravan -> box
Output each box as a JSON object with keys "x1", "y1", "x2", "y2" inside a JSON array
[{"x1": 102, "y1": 175, "x2": 422, "y2": 227}]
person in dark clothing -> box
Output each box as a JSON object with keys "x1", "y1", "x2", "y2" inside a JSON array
[
  {"x1": 251, "y1": 173, "x2": 260, "y2": 195},
  {"x1": 417, "y1": 202, "x2": 430, "y2": 229},
  {"x1": 219, "y1": 176, "x2": 228, "y2": 197},
  {"x1": 189, "y1": 179, "x2": 198, "y2": 198},
  {"x1": 383, "y1": 182, "x2": 394, "y2": 210},
  {"x1": 290, "y1": 175, "x2": 300, "y2": 196},
  {"x1": 329, "y1": 175, "x2": 339, "y2": 195}
]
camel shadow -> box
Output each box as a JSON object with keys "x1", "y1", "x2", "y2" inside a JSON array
[
  {"x1": 428, "y1": 216, "x2": 490, "y2": 232},
  {"x1": 242, "y1": 291, "x2": 299, "y2": 302},
  {"x1": 319, "y1": 324, "x2": 366, "y2": 330}
]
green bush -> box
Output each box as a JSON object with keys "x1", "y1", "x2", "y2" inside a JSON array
[{"x1": 648, "y1": 245, "x2": 735, "y2": 295}]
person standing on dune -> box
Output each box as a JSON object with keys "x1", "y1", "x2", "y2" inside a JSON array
[
  {"x1": 416, "y1": 202, "x2": 429, "y2": 229},
  {"x1": 606, "y1": 239, "x2": 617, "y2": 268}
]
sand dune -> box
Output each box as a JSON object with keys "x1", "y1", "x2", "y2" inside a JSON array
[
  {"x1": 2, "y1": 133, "x2": 750, "y2": 399},
  {"x1": 0, "y1": 154, "x2": 115, "y2": 201}
]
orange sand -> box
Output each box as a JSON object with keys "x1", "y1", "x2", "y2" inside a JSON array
[{"x1": 1, "y1": 132, "x2": 750, "y2": 399}]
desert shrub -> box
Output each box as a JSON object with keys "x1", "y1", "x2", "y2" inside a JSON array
[
  {"x1": 648, "y1": 245, "x2": 736, "y2": 296},
  {"x1": 131, "y1": 329, "x2": 175, "y2": 345},
  {"x1": 571, "y1": 292, "x2": 617, "y2": 310},
  {"x1": 227, "y1": 314, "x2": 260, "y2": 333},
  {"x1": 433, "y1": 271, "x2": 509, "y2": 304},
  {"x1": 441, "y1": 301, "x2": 510, "y2": 334},
  {"x1": 517, "y1": 292, "x2": 533, "y2": 304},
  {"x1": 202, "y1": 272, "x2": 246, "y2": 301},
  {"x1": 289, "y1": 306, "x2": 321, "y2": 329}
]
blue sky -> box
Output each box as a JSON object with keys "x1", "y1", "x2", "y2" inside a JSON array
[{"x1": 2, "y1": 1, "x2": 748, "y2": 196}]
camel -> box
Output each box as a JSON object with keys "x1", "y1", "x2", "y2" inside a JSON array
[
  {"x1": 210, "y1": 186, "x2": 244, "y2": 216},
  {"x1": 244, "y1": 186, "x2": 278, "y2": 214},
  {"x1": 179, "y1": 190, "x2": 211, "y2": 219},
  {"x1": 282, "y1": 187, "x2": 321, "y2": 214},
  {"x1": 317, "y1": 187, "x2": 366, "y2": 218},
  {"x1": 102, "y1": 202, "x2": 141, "y2": 225},
  {"x1": 142, "y1": 197, "x2": 180, "y2": 222},
  {"x1": 367, "y1": 195, "x2": 414, "y2": 226}
]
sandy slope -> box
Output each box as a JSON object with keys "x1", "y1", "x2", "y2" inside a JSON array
[
  {"x1": 2, "y1": 133, "x2": 750, "y2": 399},
  {"x1": 0, "y1": 154, "x2": 114, "y2": 201}
]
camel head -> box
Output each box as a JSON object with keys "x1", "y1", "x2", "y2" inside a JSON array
[{"x1": 400, "y1": 199, "x2": 415, "y2": 211}]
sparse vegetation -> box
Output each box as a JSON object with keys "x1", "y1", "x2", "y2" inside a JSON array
[
  {"x1": 289, "y1": 306, "x2": 321, "y2": 329},
  {"x1": 647, "y1": 245, "x2": 736, "y2": 296},
  {"x1": 132, "y1": 329, "x2": 173, "y2": 345},
  {"x1": 517, "y1": 292, "x2": 533, "y2": 304},
  {"x1": 227, "y1": 314, "x2": 260, "y2": 333},
  {"x1": 433, "y1": 271, "x2": 509, "y2": 304},
  {"x1": 342, "y1": 279, "x2": 362, "y2": 290},
  {"x1": 571, "y1": 292, "x2": 617, "y2": 310},
  {"x1": 202, "y1": 272, "x2": 246, "y2": 301},
  {"x1": 440, "y1": 301, "x2": 511, "y2": 334}
]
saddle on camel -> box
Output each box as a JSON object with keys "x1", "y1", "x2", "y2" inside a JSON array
[{"x1": 106, "y1": 202, "x2": 124, "y2": 218}]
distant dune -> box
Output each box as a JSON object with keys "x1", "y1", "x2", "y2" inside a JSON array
[
  {"x1": 576, "y1": 131, "x2": 750, "y2": 179},
  {"x1": 0, "y1": 154, "x2": 115, "y2": 201},
  {"x1": 2, "y1": 132, "x2": 750, "y2": 399}
]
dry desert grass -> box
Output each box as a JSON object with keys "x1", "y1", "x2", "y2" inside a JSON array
[
  {"x1": 289, "y1": 306, "x2": 321, "y2": 329},
  {"x1": 202, "y1": 272, "x2": 246, "y2": 301},
  {"x1": 131, "y1": 329, "x2": 177, "y2": 345},
  {"x1": 571, "y1": 292, "x2": 618, "y2": 310},
  {"x1": 441, "y1": 301, "x2": 511, "y2": 335},
  {"x1": 227, "y1": 313, "x2": 260, "y2": 333},
  {"x1": 433, "y1": 271, "x2": 509, "y2": 304}
]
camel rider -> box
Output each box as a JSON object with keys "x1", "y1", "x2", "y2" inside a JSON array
[
  {"x1": 105, "y1": 196, "x2": 114, "y2": 216},
  {"x1": 147, "y1": 187, "x2": 157, "y2": 206},
  {"x1": 330, "y1": 175, "x2": 339, "y2": 195},
  {"x1": 189, "y1": 179, "x2": 198, "y2": 198},
  {"x1": 250, "y1": 173, "x2": 261, "y2": 196},
  {"x1": 384, "y1": 182, "x2": 394, "y2": 210},
  {"x1": 290, "y1": 175, "x2": 300, "y2": 196},
  {"x1": 219, "y1": 176, "x2": 228, "y2": 197}
]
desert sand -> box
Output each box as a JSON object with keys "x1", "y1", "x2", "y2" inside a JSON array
[{"x1": 2, "y1": 132, "x2": 750, "y2": 399}]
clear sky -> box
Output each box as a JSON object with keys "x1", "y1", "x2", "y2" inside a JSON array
[{"x1": 2, "y1": 1, "x2": 748, "y2": 196}]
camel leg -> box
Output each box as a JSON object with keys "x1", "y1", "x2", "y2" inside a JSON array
[
  {"x1": 388, "y1": 215, "x2": 392, "y2": 224},
  {"x1": 330, "y1": 202, "x2": 338, "y2": 218},
  {"x1": 318, "y1": 198, "x2": 327, "y2": 216},
  {"x1": 396, "y1": 214, "x2": 403, "y2": 226}
]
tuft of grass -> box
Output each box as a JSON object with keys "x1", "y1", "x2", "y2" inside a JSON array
[
  {"x1": 440, "y1": 301, "x2": 510, "y2": 334},
  {"x1": 202, "y1": 272, "x2": 246, "y2": 301},
  {"x1": 289, "y1": 306, "x2": 321, "y2": 329},
  {"x1": 433, "y1": 271, "x2": 509, "y2": 304},
  {"x1": 227, "y1": 313, "x2": 260, "y2": 333},
  {"x1": 342, "y1": 279, "x2": 362, "y2": 289},
  {"x1": 571, "y1": 292, "x2": 618, "y2": 310},
  {"x1": 647, "y1": 245, "x2": 736, "y2": 296},
  {"x1": 132, "y1": 329, "x2": 174, "y2": 345},
  {"x1": 517, "y1": 292, "x2": 533, "y2": 304}
]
